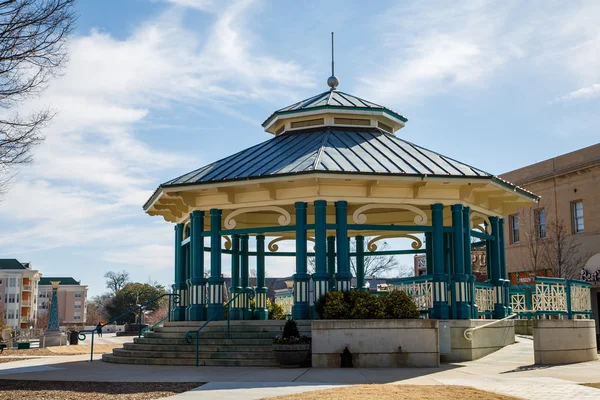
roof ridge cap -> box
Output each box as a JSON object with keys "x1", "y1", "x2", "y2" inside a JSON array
[{"x1": 312, "y1": 128, "x2": 331, "y2": 171}]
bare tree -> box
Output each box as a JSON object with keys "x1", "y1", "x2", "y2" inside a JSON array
[
  {"x1": 0, "y1": 0, "x2": 76, "y2": 194},
  {"x1": 308, "y1": 238, "x2": 405, "y2": 278},
  {"x1": 35, "y1": 310, "x2": 49, "y2": 329},
  {"x1": 543, "y1": 219, "x2": 589, "y2": 279},
  {"x1": 104, "y1": 271, "x2": 130, "y2": 295},
  {"x1": 0, "y1": 301, "x2": 6, "y2": 331},
  {"x1": 519, "y1": 210, "x2": 548, "y2": 273}
]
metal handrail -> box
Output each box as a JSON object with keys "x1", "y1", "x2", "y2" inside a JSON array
[
  {"x1": 78, "y1": 293, "x2": 180, "y2": 362},
  {"x1": 185, "y1": 288, "x2": 255, "y2": 367},
  {"x1": 464, "y1": 314, "x2": 517, "y2": 341},
  {"x1": 141, "y1": 314, "x2": 170, "y2": 335}
]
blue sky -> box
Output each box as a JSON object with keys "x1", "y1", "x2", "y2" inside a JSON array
[{"x1": 0, "y1": 0, "x2": 599, "y2": 297}]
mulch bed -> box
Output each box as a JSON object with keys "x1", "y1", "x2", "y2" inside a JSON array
[{"x1": 0, "y1": 381, "x2": 201, "y2": 400}]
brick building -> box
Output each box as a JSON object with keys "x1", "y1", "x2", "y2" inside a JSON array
[{"x1": 500, "y1": 143, "x2": 600, "y2": 329}]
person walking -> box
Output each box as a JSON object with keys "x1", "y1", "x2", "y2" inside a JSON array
[{"x1": 96, "y1": 322, "x2": 103, "y2": 337}]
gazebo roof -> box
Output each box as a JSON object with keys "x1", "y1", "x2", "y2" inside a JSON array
[{"x1": 164, "y1": 127, "x2": 490, "y2": 187}]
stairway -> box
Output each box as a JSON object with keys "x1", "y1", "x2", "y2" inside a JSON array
[{"x1": 102, "y1": 320, "x2": 311, "y2": 367}]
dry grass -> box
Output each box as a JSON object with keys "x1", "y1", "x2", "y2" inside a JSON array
[
  {"x1": 0, "y1": 381, "x2": 201, "y2": 400},
  {"x1": 0, "y1": 344, "x2": 119, "y2": 357},
  {"x1": 583, "y1": 383, "x2": 600, "y2": 389},
  {"x1": 0, "y1": 358, "x2": 35, "y2": 364},
  {"x1": 263, "y1": 384, "x2": 519, "y2": 400}
]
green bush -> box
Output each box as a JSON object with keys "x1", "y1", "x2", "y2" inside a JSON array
[
  {"x1": 282, "y1": 319, "x2": 300, "y2": 339},
  {"x1": 383, "y1": 290, "x2": 420, "y2": 319},
  {"x1": 267, "y1": 299, "x2": 286, "y2": 320},
  {"x1": 321, "y1": 291, "x2": 350, "y2": 319},
  {"x1": 320, "y1": 289, "x2": 419, "y2": 320}
]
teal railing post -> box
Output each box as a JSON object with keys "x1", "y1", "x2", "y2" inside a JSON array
[
  {"x1": 255, "y1": 235, "x2": 268, "y2": 320},
  {"x1": 241, "y1": 235, "x2": 252, "y2": 320},
  {"x1": 312, "y1": 200, "x2": 329, "y2": 305},
  {"x1": 327, "y1": 236, "x2": 336, "y2": 292},
  {"x1": 230, "y1": 234, "x2": 242, "y2": 320},
  {"x1": 431, "y1": 204, "x2": 449, "y2": 319},
  {"x1": 356, "y1": 236, "x2": 365, "y2": 291}
]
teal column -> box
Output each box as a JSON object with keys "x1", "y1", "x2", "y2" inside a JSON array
[
  {"x1": 292, "y1": 202, "x2": 310, "y2": 320},
  {"x1": 183, "y1": 244, "x2": 190, "y2": 317},
  {"x1": 489, "y1": 216, "x2": 506, "y2": 319},
  {"x1": 241, "y1": 235, "x2": 253, "y2": 320},
  {"x1": 499, "y1": 218, "x2": 511, "y2": 315},
  {"x1": 207, "y1": 209, "x2": 224, "y2": 320},
  {"x1": 255, "y1": 235, "x2": 268, "y2": 320},
  {"x1": 172, "y1": 223, "x2": 186, "y2": 321},
  {"x1": 229, "y1": 234, "x2": 242, "y2": 320},
  {"x1": 187, "y1": 210, "x2": 206, "y2": 321},
  {"x1": 425, "y1": 232, "x2": 433, "y2": 275},
  {"x1": 431, "y1": 204, "x2": 449, "y2": 319},
  {"x1": 463, "y1": 207, "x2": 477, "y2": 319},
  {"x1": 335, "y1": 201, "x2": 352, "y2": 291},
  {"x1": 327, "y1": 236, "x2": 336, "y2": 291},
  {"x1": 312, "y1": 200, "x2": 329, "y2": 303},
  {"x1": 451, "y1": 204, "x2": 470, "y2": 319},
  {"x1": 356, "y1": 236, "x2": 366, "y2": 291}
]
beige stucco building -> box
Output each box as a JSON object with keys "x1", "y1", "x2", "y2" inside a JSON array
[
  {"x1": 38, "y1": 277, "x2": 88, "y2": 325},
  {"x1": 500, "y1": 143, "x2": 600, "y2": 329},
  {"x1": 0, "y1": 259, "x2": 41, "y2": 329}
]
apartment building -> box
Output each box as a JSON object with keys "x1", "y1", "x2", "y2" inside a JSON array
[
  {"x1": 38, "y1": 277, "x2": 88, "y2": 325},
  {"x1": 500, "y1": 143, "x2": 600, "y2": 328},
  {"x1": 0, "y1": 259, "x2": 41, "y2": 329}
]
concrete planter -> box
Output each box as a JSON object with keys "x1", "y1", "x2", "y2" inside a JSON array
[
  {"x1": 272, "y1": 343, "x2": 310, "y2": 367},
  {"x1": 533, "y1": 319, "x2": 598, "y2": 365},
  {"x1": 312, "y1": 319, "x2": 439, "y2": 368},
  {"x1": 442, "y1": 319, "x2": 515, "y2": 362}
]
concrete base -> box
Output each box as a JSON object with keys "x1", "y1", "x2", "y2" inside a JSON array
[
  {"x1": 442, "y1": 319, "x2": 515, "y2": 362},
  {"x1": 41, "y1": 330, "x2": 65, "y2": 348},
  {"x1": 312, "y1": 319, "x2": 439, "y2": 368},
  {"x1": 533, "y1": 319, "x2": 598, "y2": 365},
  {"x1": 514, "y1": 319, "x2": 533, "y2": 335}
]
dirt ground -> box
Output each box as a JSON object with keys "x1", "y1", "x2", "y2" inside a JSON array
[
  {"x1": 583, "y1": 383, "x2": 600, "y2": 389},
  {"x1": 0, "y1": 381, "x2": 201, "y2": 400},
  {"x1": 263, "y1": 384, "x2": 519, "y2": 400},
  {"x1": 0, "y1": 358, "x2": 35, "y2": 363},
  {"x1": 0, "y1": 344, "x2": 119, "y2": 357}
]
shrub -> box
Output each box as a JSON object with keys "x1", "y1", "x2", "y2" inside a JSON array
[
  {"x1": 321, "y1": 291, "x2": 350, "y2": 319},
  {"x1": 273, "y1": 319, "x2": 311, "y2": 344},
  {"x1": 267, "y1": 299, "x2": 286, "y2": 320},
  {"x1": 383, "y1": 290, "x2": 420, "y2": 319},
  {"x1": 282, "y1": 319, "x2": 300, "y2": 339}
]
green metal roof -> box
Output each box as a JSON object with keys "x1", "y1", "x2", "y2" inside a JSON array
[
  {"x1": 262, "y1": 90, "x2": 407, "y2": 128},
  {"x1": 39, "y1": 277, "x2": 82, "y2": 286},
  {"x1": 0, "y1": 259, "x2": 27, "y2": 270}
]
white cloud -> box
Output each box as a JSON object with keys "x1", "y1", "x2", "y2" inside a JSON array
[
  {"x1": 0, "y1": 1, "x2": 314, "y2": 266},
  {"x1": 552, "y1": 84, "x2": 600, "y2": 103},
  {"x1": 358, "y1": 1, "x2": 600, "y2": 106}
]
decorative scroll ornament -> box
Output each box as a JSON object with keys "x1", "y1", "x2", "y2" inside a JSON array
[
  {"x1": 224, "y1": 206, "x2": 291, "y2": 230},
  {"x1": 472, "y1": 225, "x2": 486, "y2": 234},
  {"x1": 223, "y1": 236, "x2": 232, "y2": 250},
  {"x1": 367, "y1": 234, "x2": 422, "y2": 252},
  {"x1": 470, "y1": 212, "x2": 491, "y2": 234},
  {"x1": 352, "y1": 204, "x2": 427, "y2": 225},
  {"x1": 269, "y1": 236, "x2": 315, "y2": 252}
]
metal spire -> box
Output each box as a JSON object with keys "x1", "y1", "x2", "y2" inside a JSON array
[{"x1": 327, "y1": 32, "x2": 339, "y2": 90}]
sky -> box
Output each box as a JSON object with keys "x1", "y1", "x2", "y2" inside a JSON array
[{"x1": 0, "y1": 0, "x2": 599, "y2": 297}]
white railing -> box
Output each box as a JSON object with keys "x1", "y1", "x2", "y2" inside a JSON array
[
  {"x1": 570, "y1": 284, "x2": 592, "y2": 314},
  {"x1": 475, "y1": 285, "x2": 494, "y2": 313},
  {"x1": 391, "y1": 280, "x2": 433, "y2": 312},
  {"x1": 533, "y1": 281, "x2": 566, "y2": 312}
]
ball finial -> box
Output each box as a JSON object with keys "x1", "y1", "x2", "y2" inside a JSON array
[{"x1": 327, "y1": 75, "x2": 339, "y2": 90}]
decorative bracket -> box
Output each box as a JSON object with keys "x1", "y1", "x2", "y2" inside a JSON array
[
  {"x1": 353, "y1": 204, "x2": 428, "y2": 225},
  {"x1": 224, "y1": 206, "x2": 291, "y2": 230},
  {"x1": 367, "y1": 234, "x2": 422, "y2": 252},
  {"x1": 268, "y1": 236, "x2": 315, "y2": 252},
  {"x1": 470, "y1": 211, "x2": 491, "y2": 234}
]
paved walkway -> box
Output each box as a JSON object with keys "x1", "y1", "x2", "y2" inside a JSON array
[{"x1": 1, "y1": 336, "x2": 599, "y2": 399}]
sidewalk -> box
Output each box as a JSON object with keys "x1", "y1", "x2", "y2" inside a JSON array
[{"x1": 1, "y1": 336, "x2": 599, "y2": 399}]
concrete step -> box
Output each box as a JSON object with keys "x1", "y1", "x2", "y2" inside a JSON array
[
  {"x1": 102, "y1": 353, "x2": 279, "y2": 367},
  {"x1": 163, "y1": 320, "x2": 310, "y2": 328},
  {"x1": 154, "y1": 325, "x2": 287, "y2": 333},
  {"x1": 134, "y1": 337, "x2": 273, "y2": 346},
  {"x1": 144, "y1": 331, "x2": 279, "y2": 339},
  {"x1": 122, "y1": 343, "x2": 272, "y2": 352},
  {"x1": 113, "y1": 348, "x2": 275, "y2": 360}
]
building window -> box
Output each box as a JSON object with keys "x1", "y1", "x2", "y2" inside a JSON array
[
  {"x1": 74, "y1": 312, "x2": 81, "y2": 320},
  {"x1": 74, "y1": 301, "x2": 81, "y2": 309},
  {"x1": 571, "y1": 201, "x2": 584, "y2": 233},
  {"x1": 535, "y1": 208, "x2": 546, "y2": 239},
  {"x1": 75, "y1": 292, "x2": 83, "y2": 298},
  {"x1": 509, "y1": 214, "x2": 519, "y2": 243},
  {"x1": 8, "y1": 278, "x2": 16, "y2": 287},
  {"x1": 8, "y1": 294, "x2": 15, "y2": 303}
]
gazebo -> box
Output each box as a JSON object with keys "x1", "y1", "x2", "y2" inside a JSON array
[{"x1": 143, "y1": 73, "x2": 538, "y2": 322}]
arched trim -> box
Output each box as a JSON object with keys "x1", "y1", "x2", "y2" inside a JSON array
[
  {"x1": 353, "y1": 204, "x2": 428, "y2": 225},
  {"x1": 470, "y1": 211, "x2": 491, "y2": 234},
  {"x1": 224, "y1": 206, "x2": 291, "y2": 230}
]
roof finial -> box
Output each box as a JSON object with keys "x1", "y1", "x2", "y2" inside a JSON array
[{"x1": 327, "y1": 32, "x2": 339, "y2": 91}]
